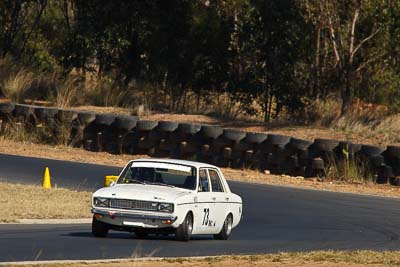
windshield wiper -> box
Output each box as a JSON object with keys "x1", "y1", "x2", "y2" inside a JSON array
[
  {"x1": 123, "y1": 178, "x2": 146, "y2": 185},
  {"x1": 146, "y1": 182, "x2": 175, "y2": 188}
]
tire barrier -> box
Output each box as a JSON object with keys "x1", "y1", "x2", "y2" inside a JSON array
[
  {"x1": 0, "y1": 102, "x2": 14, "y2": 134},
  {"x1": 1, "y1": 102, "x2": 399, "y2": 185}
]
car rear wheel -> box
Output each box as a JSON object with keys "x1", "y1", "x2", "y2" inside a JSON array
[
  {"x1": 214, "y1": 214, "x2": 233, "y2": 240},
  {"x1": 92, "y1": 216, "x2": 109, "y2": 237},
  {"x1": 175, "y1": 212, "x2": 193, "y2": 241}
]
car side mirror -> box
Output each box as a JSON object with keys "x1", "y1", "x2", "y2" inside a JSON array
[{"x1": 104, "y1": 175, "x2": 119, "y2": 187}]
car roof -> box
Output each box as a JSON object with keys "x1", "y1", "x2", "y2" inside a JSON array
[{"x1": 128, "y1": 158, "x2": 219, "y2": 169}]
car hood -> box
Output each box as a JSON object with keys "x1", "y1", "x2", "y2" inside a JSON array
[{"x1": 93, "y1": 184, "x2": 192, "y2": 203}]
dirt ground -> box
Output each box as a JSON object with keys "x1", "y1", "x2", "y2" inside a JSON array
[
  {"x1": 17, "y1": 251, "x2": 400, "y2": 267},
  {"x1": 1, "y1": 138, "x2": 400, "y2": 199}
]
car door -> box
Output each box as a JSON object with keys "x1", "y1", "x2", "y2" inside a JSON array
[
  {"x1": 207, "y1": 168, "x2": 229, "y2": 231},
  {"x1": 193, "y1": 168, "x2": 216, "y2": 234}
]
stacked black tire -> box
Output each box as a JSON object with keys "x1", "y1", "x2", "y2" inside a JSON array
[{"x1": 0, "y1": 102, "x2": 399, "y2": 186}]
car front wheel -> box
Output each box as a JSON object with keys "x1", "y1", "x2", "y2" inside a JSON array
[
  {"x1": 92, "y1": 216, "x2": 109, "y2": 237},
  {"x1": 214, "y1": 214, "x2": 232, "y2": 240},
  {"x1": 175, "y1": 212, "x2": 193, "y2": 241}
]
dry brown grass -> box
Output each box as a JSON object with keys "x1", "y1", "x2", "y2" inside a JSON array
[
  {"x1": 0, "y1": 182, "x2": 91, "y2": 222},
  {"x1": 301, "y1": 96, "x2": 400, "y2": 145},
  {"x1": 1, "y1": 119, "x2": 74, "y2": 147},
  {"x1": 332, "y1": 113, "x2": 400, "y2": 145},
  {"x1": 50, "y1": 76, "x2": 82, "y2": 108},
  {"x1": 84, "y1": 78, "x2": 131, "y2": 108},
  {"x1": 16, "y1": 251, "x2": 400, "y2": 267},
  {"x1": 0, "y1": 69, "x2": 35, "y2": 103},
  {"x1": 304, "y1": 97, "x2": 342, "y2": 126}
]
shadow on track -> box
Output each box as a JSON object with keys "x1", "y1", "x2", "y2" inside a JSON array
[{"x1": 62, "y1": 231, "x2": 215, "y2": 241}]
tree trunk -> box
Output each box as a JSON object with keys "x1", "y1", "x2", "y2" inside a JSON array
[
  {"x1": 263, "y1": 87, "x2": 270, "y2": 123},
  {"x1": 313, "y1": 26, "x2": 321, "y2": 99},
  {"x1": 340, "y1": 67, "x2": 353, "y2": 115},
  {"x1": 196, "y1": 90, "x2": 201, "y2": 113}
]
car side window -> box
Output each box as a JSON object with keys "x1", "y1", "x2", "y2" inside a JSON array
[
  {"x1": 208, "y1": 169, "x2": 224, "y2": 192},
  {"x1": 198, "y1": 169, "x2": 210, "y2": 192}
]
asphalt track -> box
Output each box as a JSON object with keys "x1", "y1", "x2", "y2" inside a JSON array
[{"x1": 0, "y1": 153, "x2": 400, "y2": 262}]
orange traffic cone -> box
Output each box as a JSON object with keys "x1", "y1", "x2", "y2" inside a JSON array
[{"x1": 42, "y1": 167, "x2": 51, "y2": 189}]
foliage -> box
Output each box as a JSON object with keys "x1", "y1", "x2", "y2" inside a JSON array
[{"x1": 0, "y1": 0, "x2": 399, "y2": 119}]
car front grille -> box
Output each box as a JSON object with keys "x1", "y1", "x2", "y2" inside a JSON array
[{"x1": 109, "y1": 199, "x2": 158, "y2": 212}]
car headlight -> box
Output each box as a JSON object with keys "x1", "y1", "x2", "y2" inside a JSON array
[
  {"x1": 158, "y1": 203, "x2": 174, "y2": 213},
  {"x1": 94, "y1": 198, "x2": 110, "y2": 207}
]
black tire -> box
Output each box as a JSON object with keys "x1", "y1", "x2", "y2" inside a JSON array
[
  {"x1": 305, "y1": 158, "x2": 326, "y2": 178},
  {"x1": 201, "y1": 125, "x2": 223, "y2": 139},
  {"x1": 313, "y1": 138, "x2": 339, "y2": 152},
  {"x1": 378, "y1": 164, "x2": 394, "y2": 178},
  {"x1": 382, "y1": 146, "x2": 400, "y2": 176},
  {"x1": 14, "y1": 104, "x2": 36, "y2": 117},
  {"x1": 371, "y1": 155, "x2": 385, "y2": 167},
  {"x1": 267, "y1": 134, "x2": 291, "y2": 146},
  {"x1": 175, "y1": 212, "x2": 193, "y2": 241},
  {"x1": 349, "y1": 143, "x2": 362, "y2": 154},
  {"x1": 114, "y1": 115, "x2": 138, "y2": 131},
  {"x1": 92, "y1": 216, "x2": 109, "y2": 237},
  {"x1": 337, "y1": 141, "x2": 352, "y2": 151},
  {"x1": 223, "y1": 129, "x2": 246, "y2": 142},
  {"x1": 335, "y1": 141, "x2": 360, "y2": 156},
  {"x1": 95, "y1": 114, "x2": 117, "y2": 126},
  {"x1": 157, "y1": 121, "x2": 179, "y2": 132},
  {"x1": 35, "y1": 107, "x2": 59, "y2": 122},
  {"x1": 57, "y1": 109, "x2": 78, "y2": 122},
  {"x1": 360, "y1": 145, "x2": 385, "y2": 157},
  {"x1": 0, "y1": 102, "x2": 15, "y2": 114},
  {"x1": 390, "y1": 176, "x2": 400, "y2": 186},
  {"x1": 214, "y1": 214, "x2": 233, "y2": 240},
  {"x1": 178, "y1": 123, "x2": 201, "y2": 135},
  {"x1": 222, "y1": 147, "x2": 232, "y2": 159},
  {"x1": 78, "y1": 111, "x2": 96, "y2": 126},
  {"x1": 383, "y1": 146, "x2": 400, "y2": 158},
  {"x1": 244, "y1": 132, "x2": 268, "y2": 144},
  {"x1": 288, "y1": 138, "x2": 313, "y2": 150},
  {"x1": 376, "y1": 165, "x2": 393, "y2": 184},
  {"x1": 311, "y1": 157, "x2": 325, "y2": 170},
  {"x1": 136, "y1": 120, "x2": 158, "y2": 131}
]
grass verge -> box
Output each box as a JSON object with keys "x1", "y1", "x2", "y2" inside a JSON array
[
  {"x1": 6, "y1": 251, "x2": 400, "y2": 266},
  {"x1": 0, "y1": 182, "x2": 91, "y2": 223}
]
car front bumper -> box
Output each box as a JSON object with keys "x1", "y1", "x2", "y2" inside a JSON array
[{"x1": 92, "y1": 208, "x2": 178, "y2": 228}]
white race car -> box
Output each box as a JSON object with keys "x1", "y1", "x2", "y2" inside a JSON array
[{"x1": 91, "y1": 158, "x2": 242, "y2": 241}]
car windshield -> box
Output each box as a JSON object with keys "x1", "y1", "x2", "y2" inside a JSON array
[{"x1": 117, "y1": 162, "x2": 197, "y2": 190}]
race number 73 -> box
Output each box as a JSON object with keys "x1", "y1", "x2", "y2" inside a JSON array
[{"x1": 202, "y1": 208, "x2": 210, "y2": 225}]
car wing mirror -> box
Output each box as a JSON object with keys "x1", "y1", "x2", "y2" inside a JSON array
[{"x1": 104, "y1": 175, "x2": 119, "y2": 187}]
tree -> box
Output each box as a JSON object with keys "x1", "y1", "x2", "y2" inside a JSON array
[
  {"x1": 0, "y1": 0, "x2": 48, "y2": 58},
  {"x1": 298, "y1": 0, "x2": 392, "y2": 115}
]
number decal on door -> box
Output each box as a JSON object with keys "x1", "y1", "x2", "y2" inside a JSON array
[{"x1": 202, "y1": 208, "x2": 210, "y2": 225}]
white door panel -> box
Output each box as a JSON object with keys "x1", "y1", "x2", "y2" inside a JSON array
[
  {"x1": 207, "y1": 168, "x2": 230, "y2": 232},
  {"x1": 193, "y1": 192, "x2": 217, "y2": 234},
  {"x1": 212, "y1": 192, "x2": 229, "y2": 231}
]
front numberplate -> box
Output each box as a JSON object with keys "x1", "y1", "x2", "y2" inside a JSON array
[
  {"x1": 123, "y1": 221, "x2": 145, "y2": 227},
  {"x1": 123, "y1": 219, "x2": 157, "y2": 228}
]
